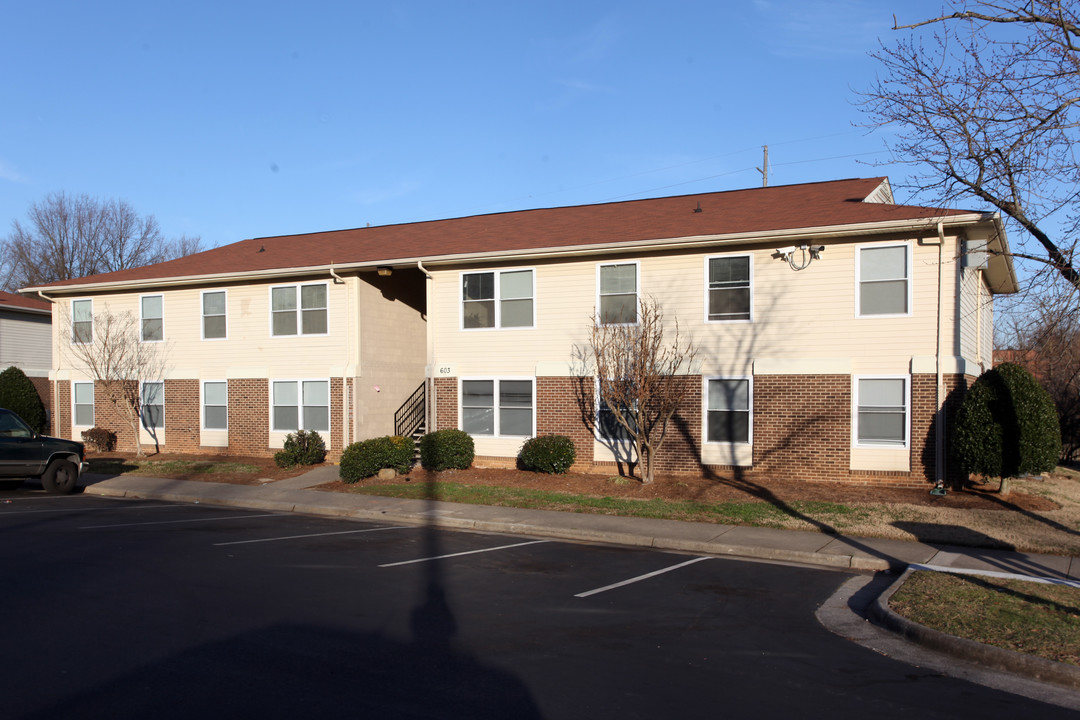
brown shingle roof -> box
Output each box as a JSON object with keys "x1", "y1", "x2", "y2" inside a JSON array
[
  {"x1": 0, "y1": 290, "x2": 51, "y2": 313},
  {"x1": 28, "y1": 178, "x2": 984, "y2": 291}
]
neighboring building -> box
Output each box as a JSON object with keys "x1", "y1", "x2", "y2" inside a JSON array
[
  {"x1": 0, "y1": 291, "x2": 53, "y2": 430},
  {"x1": 26, "y1": 177, "x2": 1017, "y2": 486}
]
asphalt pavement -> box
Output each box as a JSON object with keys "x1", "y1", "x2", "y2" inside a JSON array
[{"x1": 68, "y1": 464, "x2": 1080, "y2": 696}]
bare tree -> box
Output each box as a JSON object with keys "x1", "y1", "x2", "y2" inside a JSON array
[
  {"x1": 580, "y1": 296, "x2": 697, "y2": 484},
  {"x1": 60, "y1": 306, "x2": 169, "y2": 457},
  {"x1": 860, "y1": 1, "x2": 1080, "y2": 292},
  {"x1": 1, "y1": 192, "x2": 202, "y2": 291}
]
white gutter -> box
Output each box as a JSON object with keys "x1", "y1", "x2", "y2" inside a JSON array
[
  {"x1": 936, "y1": 222, "x2": 947, "y2": 485},
  {"x1": 23, "y1": 214, "x2": 997, "y2": 296}
]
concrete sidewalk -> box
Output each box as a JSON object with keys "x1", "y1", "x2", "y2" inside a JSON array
[{"x1": 80, "y1": 466, "x2": 1079, "y2": 581}]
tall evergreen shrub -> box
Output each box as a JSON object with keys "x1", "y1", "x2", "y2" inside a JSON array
[
  {"x1": 0, "y1": 366, "x2": 47, "y2": 433},
  {"x1": 953, "y1": 362, "x2": 1061, "y2": 478}
]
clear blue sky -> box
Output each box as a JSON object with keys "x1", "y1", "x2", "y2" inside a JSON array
[{"x1": 2, "y1": 0, "x2": 952, "y2": 249}]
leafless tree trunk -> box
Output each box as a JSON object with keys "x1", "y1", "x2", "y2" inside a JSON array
[
  {"x1": 60, "y1": 305, "x2": 169, "y2": 457},
  {"x1": 582, "y1": 296, "x2": 697, "y2": 484},
  {"x1": 2, "y1": 192, "x2": 202, "y2": 291},
  {"x1": 860, "y1": 1, "x2": 1080, "y2": 294}
]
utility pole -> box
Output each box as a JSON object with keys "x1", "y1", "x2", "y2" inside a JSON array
[{"x1": 756, "y1": 145, "x2": 769, "y2": 187}]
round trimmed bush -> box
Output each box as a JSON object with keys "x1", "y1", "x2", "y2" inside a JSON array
[
  {"x1": 0, "y1": 366, "x2": 47, "y2": 433},
  {"x1": 953, "y1": 363, "x2": 1061, "y2": 478},
  {"x1": 81, "y1": 427, "x2": 117, "y2": 452},
  {"x1": 274, "y1": 430, "x2": 327, "y2": 468},
  {"x1": 419, "y1": 429, "x2": 474, "y2": 471},
  {"x1": 340, "y1": 435, "x2": 415, "y2": 483},
  {"x1": 519, "y1": 434, "x2": 576, "y2": 474}
]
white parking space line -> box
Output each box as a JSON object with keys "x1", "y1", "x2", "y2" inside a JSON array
[
  {"x1": 82, "y1": 513, "x2": 282, "y2": 529},
  {"x1": 575, "y1": 557, "x2": 713, "y2": 598},
  {"x1": 0, "y1": 503, "x2": 176, "y2": 516},
  {"x1": 215, "y1": 526, "x2": 410, "y2": 546},
  {"x1": 379, "y1": 539, "x2": 550, "y2": 567}
]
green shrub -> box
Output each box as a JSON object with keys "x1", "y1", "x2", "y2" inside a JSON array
[
  {"x1": 519, "y1": 434, "x2": 576, "y2": 474},
  {"x1": 274, "y1": 430, "x2": 327, "y2": 468},
  {"x1": 419, "y1": 429, "x2": 474, "y2": 471},
  {"x1": 0, "y1": 366, "x2": 47, "y2": 433},
  {"x1": 953, "y1": 363, "x2": 1061, "y2": 478},
  {"x1": 81, "y1": 427, "x2": 117, "y2": 452},
  {"x1": 340, "y1": 435, "x2": 415, "y2": 482}
]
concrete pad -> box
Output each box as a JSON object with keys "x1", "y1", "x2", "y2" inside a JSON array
[{"x1": 818, "y1": 536, "x2": 939, "y2": 568}]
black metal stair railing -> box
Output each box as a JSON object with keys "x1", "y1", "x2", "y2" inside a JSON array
[{"x1": 394, "y1": 382, "x2": 427, "y2": 438}]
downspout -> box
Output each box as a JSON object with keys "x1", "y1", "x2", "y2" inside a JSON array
[
  {"x1": 417, "y1": 260, "x2": 434, "y2": 434},
  {"x1": 37, "y1": 290, "x2": 61, "y2": 437},
  {"x1": 935, "y1": 222, "x2": 946, "y2": 485}
]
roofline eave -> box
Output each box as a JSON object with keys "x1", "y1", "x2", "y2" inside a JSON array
[{"x1": 23, "y1": 212, "x2": 997, "y2": 295}]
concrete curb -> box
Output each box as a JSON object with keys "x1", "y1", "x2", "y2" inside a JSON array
[
  {"x1": 870, "y1": 567, "x2": 1080, "y2": 690},
  {"x1": 83, "y1": 481, "x2": 893, "y2": 572}
]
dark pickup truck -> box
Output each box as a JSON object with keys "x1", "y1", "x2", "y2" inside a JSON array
[{"x1": 0, "y1": 407, "x2": 87, "y2": 494}]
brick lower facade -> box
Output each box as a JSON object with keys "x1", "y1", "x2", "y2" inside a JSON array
[{"x1": 433, "y1": 372, "x2": 972, "y2": 488}]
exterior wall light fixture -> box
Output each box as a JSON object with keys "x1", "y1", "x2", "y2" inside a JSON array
[{"x1": 377, "y1": 266, "x2": 393, "y2": 277}]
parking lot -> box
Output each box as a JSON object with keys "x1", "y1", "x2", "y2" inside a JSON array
[{"x1": 2, "y1": 488, "x2": 1074, "y2": 719}]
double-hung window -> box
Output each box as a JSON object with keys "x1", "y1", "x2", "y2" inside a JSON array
[
  {"x1": 856, "y1": 376, "x2": 908, "y2": 447},
  {"x1": 858, "y1": 244, "x2": 910, "y2": 316},
  {"x1": 202, "y1": 381, "x2": 228, "y2": 430},
  {"x1": 271, "y1": 283, "x2": 328, "y2": 336},
  {"x1": 272, "y1": 380, "x2": 330, "y2": 432},
  {"x1": 598, "y1": 262, "x2": 638, "y2": 325},
  {"x1": 73, "y1": 382, "x2": 94, "y2": 427},
  {"x1": 140, "y1": 381, "x2": 164, "y2": 433},
  {"x1": 706, "y1": 255, "x2": 752, "y2": 322},
  {"x1": 706, "y1": 377, "x2": 751, "y2": 444},
  {"x1": 71, "y1": 299, "x2": 93, "y2": 344},
  {"x1": 461, "y1": 269, "x2": 534, "y2": 329},
  {"x1": 460, "y1": 379, "x2": 534, "y2": 437},
  {"x1": 202, "y1": 291, "x2": 227, "y2": 340},
  {"x1": 140, "y1": 295, "x2": 164, "y2": 342}
]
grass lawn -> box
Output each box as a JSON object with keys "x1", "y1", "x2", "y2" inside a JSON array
[{"x1": 889, "y1": 570, "x2": 1080, "y2": 667}]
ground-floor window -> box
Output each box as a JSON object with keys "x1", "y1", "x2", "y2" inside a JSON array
[
  {"x1": 855, "y1": 376, "x2": 909, "y2": 447},
  {"x1": 140, "y1": 381, "x2": 164, "y2": 433},
  {"x1": 73, "y1": 382, "x2": 94, "y2": 427},
  {"x1": 460, "y1": 378, "x2": 534, "y2": 437},
  {"x1": 272, "y1": 379, "x2": 330, "y2": 432},
  {"x1": 202, "y1": 381, "x2": 228, "y2": 430},
  {"x1": 705, "y1": 376, "x2": 751, "y2": 444}
]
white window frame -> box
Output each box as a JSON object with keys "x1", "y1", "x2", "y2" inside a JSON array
[
  {"x1": 269, "y1": 282, "x2": 330, "y2": 337},
  {"x1": 856, "y1": 242, "x2": 913, "y2": 318},
  {"x1": 140, "y1": 294, "x2": 164, "y2": 343},
  {"x1": 704, "y1": 376, "x2": 753, "y2": 445},
  {"x1": 201, "y1": 290, "x2": 228, "y2": 341},
  {"x1": 270, "y1": 378, "x2": 331, "y2": 433},
  {"x1": 139, "y1": 380, "x2": 165, "y2": 433},
  {"x1": 458, "y1": 377, "x2": 535, "y2": 438},
  {"x1": 596, "y1": 261, "x2": 640, "y2": 326},
  {"x1": 72, "y1": 381, "x2": 95, "y2": 428},
  {"x1": 201, "y1": 380, "x2": 228, "y2": 431},
  {"x1": 71, "y1": 298, "x2": 93, "y2": 345},
  {"x1": 459, "y1": 268, "x2": 536, "y2": 331},
  {"x1": 704, "y1": 254, "x2": 753, "y2": 324},
  {"x1": 854, "y1": 374, "x2": 911, "y2": 449}
]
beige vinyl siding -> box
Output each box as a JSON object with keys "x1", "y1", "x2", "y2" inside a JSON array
[
  {"x1": 355, "y1": 270, "x2": 427, "y2": 439},
  {"x1": 0, "y1": 310, "x2": 51, "y2": 375},
  {"x1": 430, "y1": 235, "x2": 960, "y2": 378}
]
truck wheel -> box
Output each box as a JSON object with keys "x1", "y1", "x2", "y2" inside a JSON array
[{"x1": 42, "y1": 459, "x2": 78, "y2": 495}]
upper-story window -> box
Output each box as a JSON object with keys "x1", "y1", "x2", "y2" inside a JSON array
[
  {"x1": 858, "y1": 244, "x2": 911, "y2": 316},
  {"x1": 271, "y1": 283, "x2": 328, "y2": 336},
  {"x1": 202, "y1": 291, "x2": 227, "y2": 340},
  {"x1": 461, "y1": 269, "x2": 534, "y2": 329},
  {"x1": 71, "y1": 299, "x2": 93, "y2": 344},
  {"x1": 140, "y1": 295, "x2": 164, "y2": 342},
  {"x1": 597, "y1": 262, "x2": 638, "y2": 325},
  {"x1": 706, "y1": 255, "x2": 752, "y2": 322}
]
